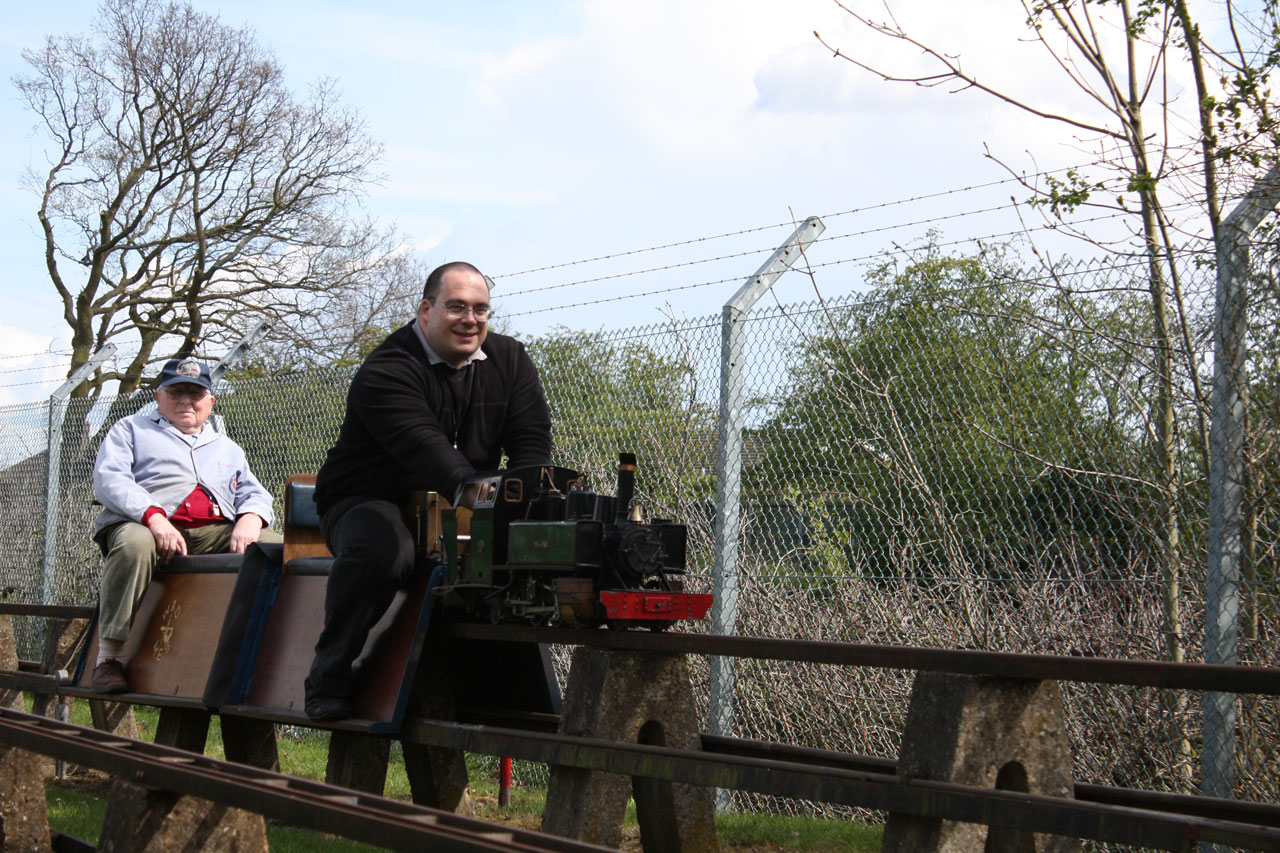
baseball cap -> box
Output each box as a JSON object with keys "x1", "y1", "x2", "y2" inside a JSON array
[{"x1": 157, "y1": 358, "x2": 213, "y2": 391}]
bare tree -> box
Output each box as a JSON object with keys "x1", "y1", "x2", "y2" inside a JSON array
[
  {"x1": 14, "y1": 0, "x2": 387, "y2": 396},
  {"x1": 246, "y1": 245, "x2": 428, "y2": 372}
]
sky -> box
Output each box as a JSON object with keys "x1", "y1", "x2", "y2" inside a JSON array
[{"x1": 0, "y1": 0, "x2": 1187, "y2": 404}]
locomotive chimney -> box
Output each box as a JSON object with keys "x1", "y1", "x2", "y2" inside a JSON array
[{"x1": 615, "y1": 452, "x2": 637, "y2": 525}]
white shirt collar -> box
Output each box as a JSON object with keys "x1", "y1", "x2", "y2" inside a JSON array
[
  {"x1": 413, "y1": 318, "x2": 488, "y2": 367},
  {"x1": 150, "y1": 411, "x2": 210, "y2": 443}
]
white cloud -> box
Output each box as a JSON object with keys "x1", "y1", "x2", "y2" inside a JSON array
[
  {"x1": 475, "y1": 0, "x2": 856, "y2": 163},
  {"x1": 1, "y1": 0, "x2": 1226, "y2": 344},
  {"x1": 0, "y1": 326, "x2": 65, "y2": 407}
]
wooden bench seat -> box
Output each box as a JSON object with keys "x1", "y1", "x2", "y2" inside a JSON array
[
  {"x1": 72, "y1": 554, "x2": 253, "y2": 705},
  {"x1": 220, "y1": 564, "x2": 439, "y2": 732},
  {"x1": 73, "y1": 479, "x2": 446, "y2": 733}
]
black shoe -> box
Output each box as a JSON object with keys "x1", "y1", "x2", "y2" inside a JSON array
[
  {"x1": 304, "y1": 693, "x2": 352, "y2": 722},
  {"x1": 91, "y1": 659, "x2": 130, "y2": 693}
]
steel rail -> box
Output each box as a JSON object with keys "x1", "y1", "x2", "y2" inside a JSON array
[
  {"x1": 400, "y1": 717, "x2": 1280, "y2": 851},
  {"x1": 695, "y1": 735, "x2": 1280, "y2": 829},
  {"x1": 443, "y1": 623, "x2": 1280, "y2": 694},
  {"x1": 0, "y1": 603, "x2": 94, "y2": 619},
  {"x1": 0, "y1": 708, "x2": 610, "y2": 853},
  {"x1": 441, "y1": 717, "x2": 1280, "y2": 830},
  {"x1": 17, "y1": 672, "x2": 1274, "y2": 841}
]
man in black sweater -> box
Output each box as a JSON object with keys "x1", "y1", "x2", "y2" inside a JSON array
[{"x1": 305, "y1": 261, "x2": 552, "y2": 721}]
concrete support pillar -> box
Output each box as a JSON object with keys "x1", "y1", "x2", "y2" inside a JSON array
[
  {"x1": 542, "y1": 648, "x2": 718, "y2": 852},
  {"x1": 98, "y1": 707, "x2": 267, "y2": 852},
  {"x1": 883, "y1": 672, "x2": 1080, "y2": 853},
  {"x1": 403, "y1": 650, "x2": 471, "y2": 813},
  {"x1": 0, "y1": 614, "x2": 52, "y2": 852},
  {"x1": 327, "y1": 730, "x2": 390, "y2": 795},
  {"x1": 220, "y1": 715, "x2": 279, "y2": 773}
]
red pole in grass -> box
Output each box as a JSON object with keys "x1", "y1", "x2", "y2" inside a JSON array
[{"x1": 499, "y1": 756, "x2": 512, "y2": 806}]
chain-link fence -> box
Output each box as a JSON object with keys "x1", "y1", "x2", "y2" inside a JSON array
[
  {"x1": 528, "y1": 247, "x2": 1279, "y2": 822},
  {"x1": 0, "y1": 399, "x2": 54, "y2": 609},
  {"x1": 4, "y1": 245, "x2": 1277, "y2": 827}
]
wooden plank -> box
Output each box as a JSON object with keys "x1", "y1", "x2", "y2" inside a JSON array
[
  {"x1": 282, "y1": 474, "x2": 329, "y2": 565},
  {"x1": 406, "y1": 490, "x2": 446, "y2": 559},
  {"x1": 231, "y1": 572, "x2": 324, "y2": 715}
]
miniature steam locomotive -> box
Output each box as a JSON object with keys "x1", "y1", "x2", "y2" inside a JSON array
[{"x1": 433, "y1": 453, "x2": 712, "y2": 629}]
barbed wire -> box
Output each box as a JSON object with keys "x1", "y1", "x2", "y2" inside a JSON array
[
  {"x1": 0, "y1": 362, "x2": 66, "y2": 378},
  {"x1": 0, "y1": 354, "x2": 75, "y2": 392},
  {"x1": 0, "y1": 378, "x2": 72, "y2": 390},
  {"x1": 497, "y1": 199, "x2": 1031, "y2": 301},
  {"x1": 0, "y1": 350, "x2": 71, "y2": 363},
  {"x1": 491, "y1": 164, "x2": 1135, "y2": 280},
  {"x1": 497, "y1": 179, "x2": 1214, "y2": 309},
  {"x1": 0, "y1": 162, "x2": 1238, "y2": 383},
  {"x1": 492, "y1": 159, "x2": 1229, "y2": 289},
  {"x1": 0, "y1": 348, "x2": 236, "y2": 392},
  {"x1": 499, "y1": 204, "x2": 1186, "y2": 318}
]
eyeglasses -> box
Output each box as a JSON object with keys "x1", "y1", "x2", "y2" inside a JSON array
[
  {"x1": 162, "y1": 386, "x2": 210, "y2": 402},
  {"x1": 435, "y1": 300, "x2": 493, "y2": 321}
]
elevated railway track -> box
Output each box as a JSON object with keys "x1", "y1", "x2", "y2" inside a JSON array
[{"x1": 5, "y1": 608, "x2": 1280, "y2": 849}]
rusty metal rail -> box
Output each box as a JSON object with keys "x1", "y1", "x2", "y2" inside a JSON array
[
  {"x1": 0, "y1": 707, "x2": 611, "y2": 853},
  {"x1": 444, "y1": 623, "x2": 1280, "y2": 694},
  {"x1": 448, "y1": 710, "x2": 1280, "y2": 831}
]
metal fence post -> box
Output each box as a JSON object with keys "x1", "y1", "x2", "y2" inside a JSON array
[
  {"x1": 41, "y1": 345, "x2": 117, "y2": 606},
  {"x1": 1203, "y1": 167, "x2": 1280, "y2": 834},
  {"x1": 208, "y1": 320, "x2": 272, "y2": 433},
  {"x1": 710, "y1": 216, "x2": 824, "y2": 810}
]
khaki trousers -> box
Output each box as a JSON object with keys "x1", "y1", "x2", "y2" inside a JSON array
[{"x1": 96, "y1": 521, "x2": 282, "y2": 642}]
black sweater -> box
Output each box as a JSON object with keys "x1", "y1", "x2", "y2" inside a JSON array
[{"x1": 314, "y1": 322, "x2": 552, "y2": 515}]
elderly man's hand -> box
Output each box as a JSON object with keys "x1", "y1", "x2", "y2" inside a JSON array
[
  {"x1": 146, "y1": 515, "x2": 188, "y2": 561},
  {"x1": 229, "y1": 513, "x2": 265, "y2": 554}
]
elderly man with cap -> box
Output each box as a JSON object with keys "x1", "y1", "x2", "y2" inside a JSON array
[{"x1": 89, "y1": 357, "x2": 279, "y2": 693}]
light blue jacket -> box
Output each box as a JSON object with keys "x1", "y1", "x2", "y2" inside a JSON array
[{"x1": 92, "y1": 411, "x2": 275, "y2": 535}]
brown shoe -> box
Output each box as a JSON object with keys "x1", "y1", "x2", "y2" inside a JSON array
[{"x1": 91, "y1": 659, "x2": 130, "y2": 694}]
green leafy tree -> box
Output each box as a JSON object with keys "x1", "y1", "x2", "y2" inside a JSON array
[
  {"x1": 749, "y1": 241, "x2": 1146, "y2": 601},
  {"x1": 527, "y1": 327, "x2": 718, "y2": 552}
]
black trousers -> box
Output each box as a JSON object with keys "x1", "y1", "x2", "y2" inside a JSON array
[{"x1": 305, "y1": 497, "x2": 417, "y2": 698}]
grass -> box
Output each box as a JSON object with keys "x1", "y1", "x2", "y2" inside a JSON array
[
  {"x1": 46, "y1": 784, "x2": 385, "y2": 852},
  {"x1": 716, "y1": 812, "x2": 882, "y2": 851},
  {"x1": 41, "y1": 698, "x2": 882, "y2": 851}
]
